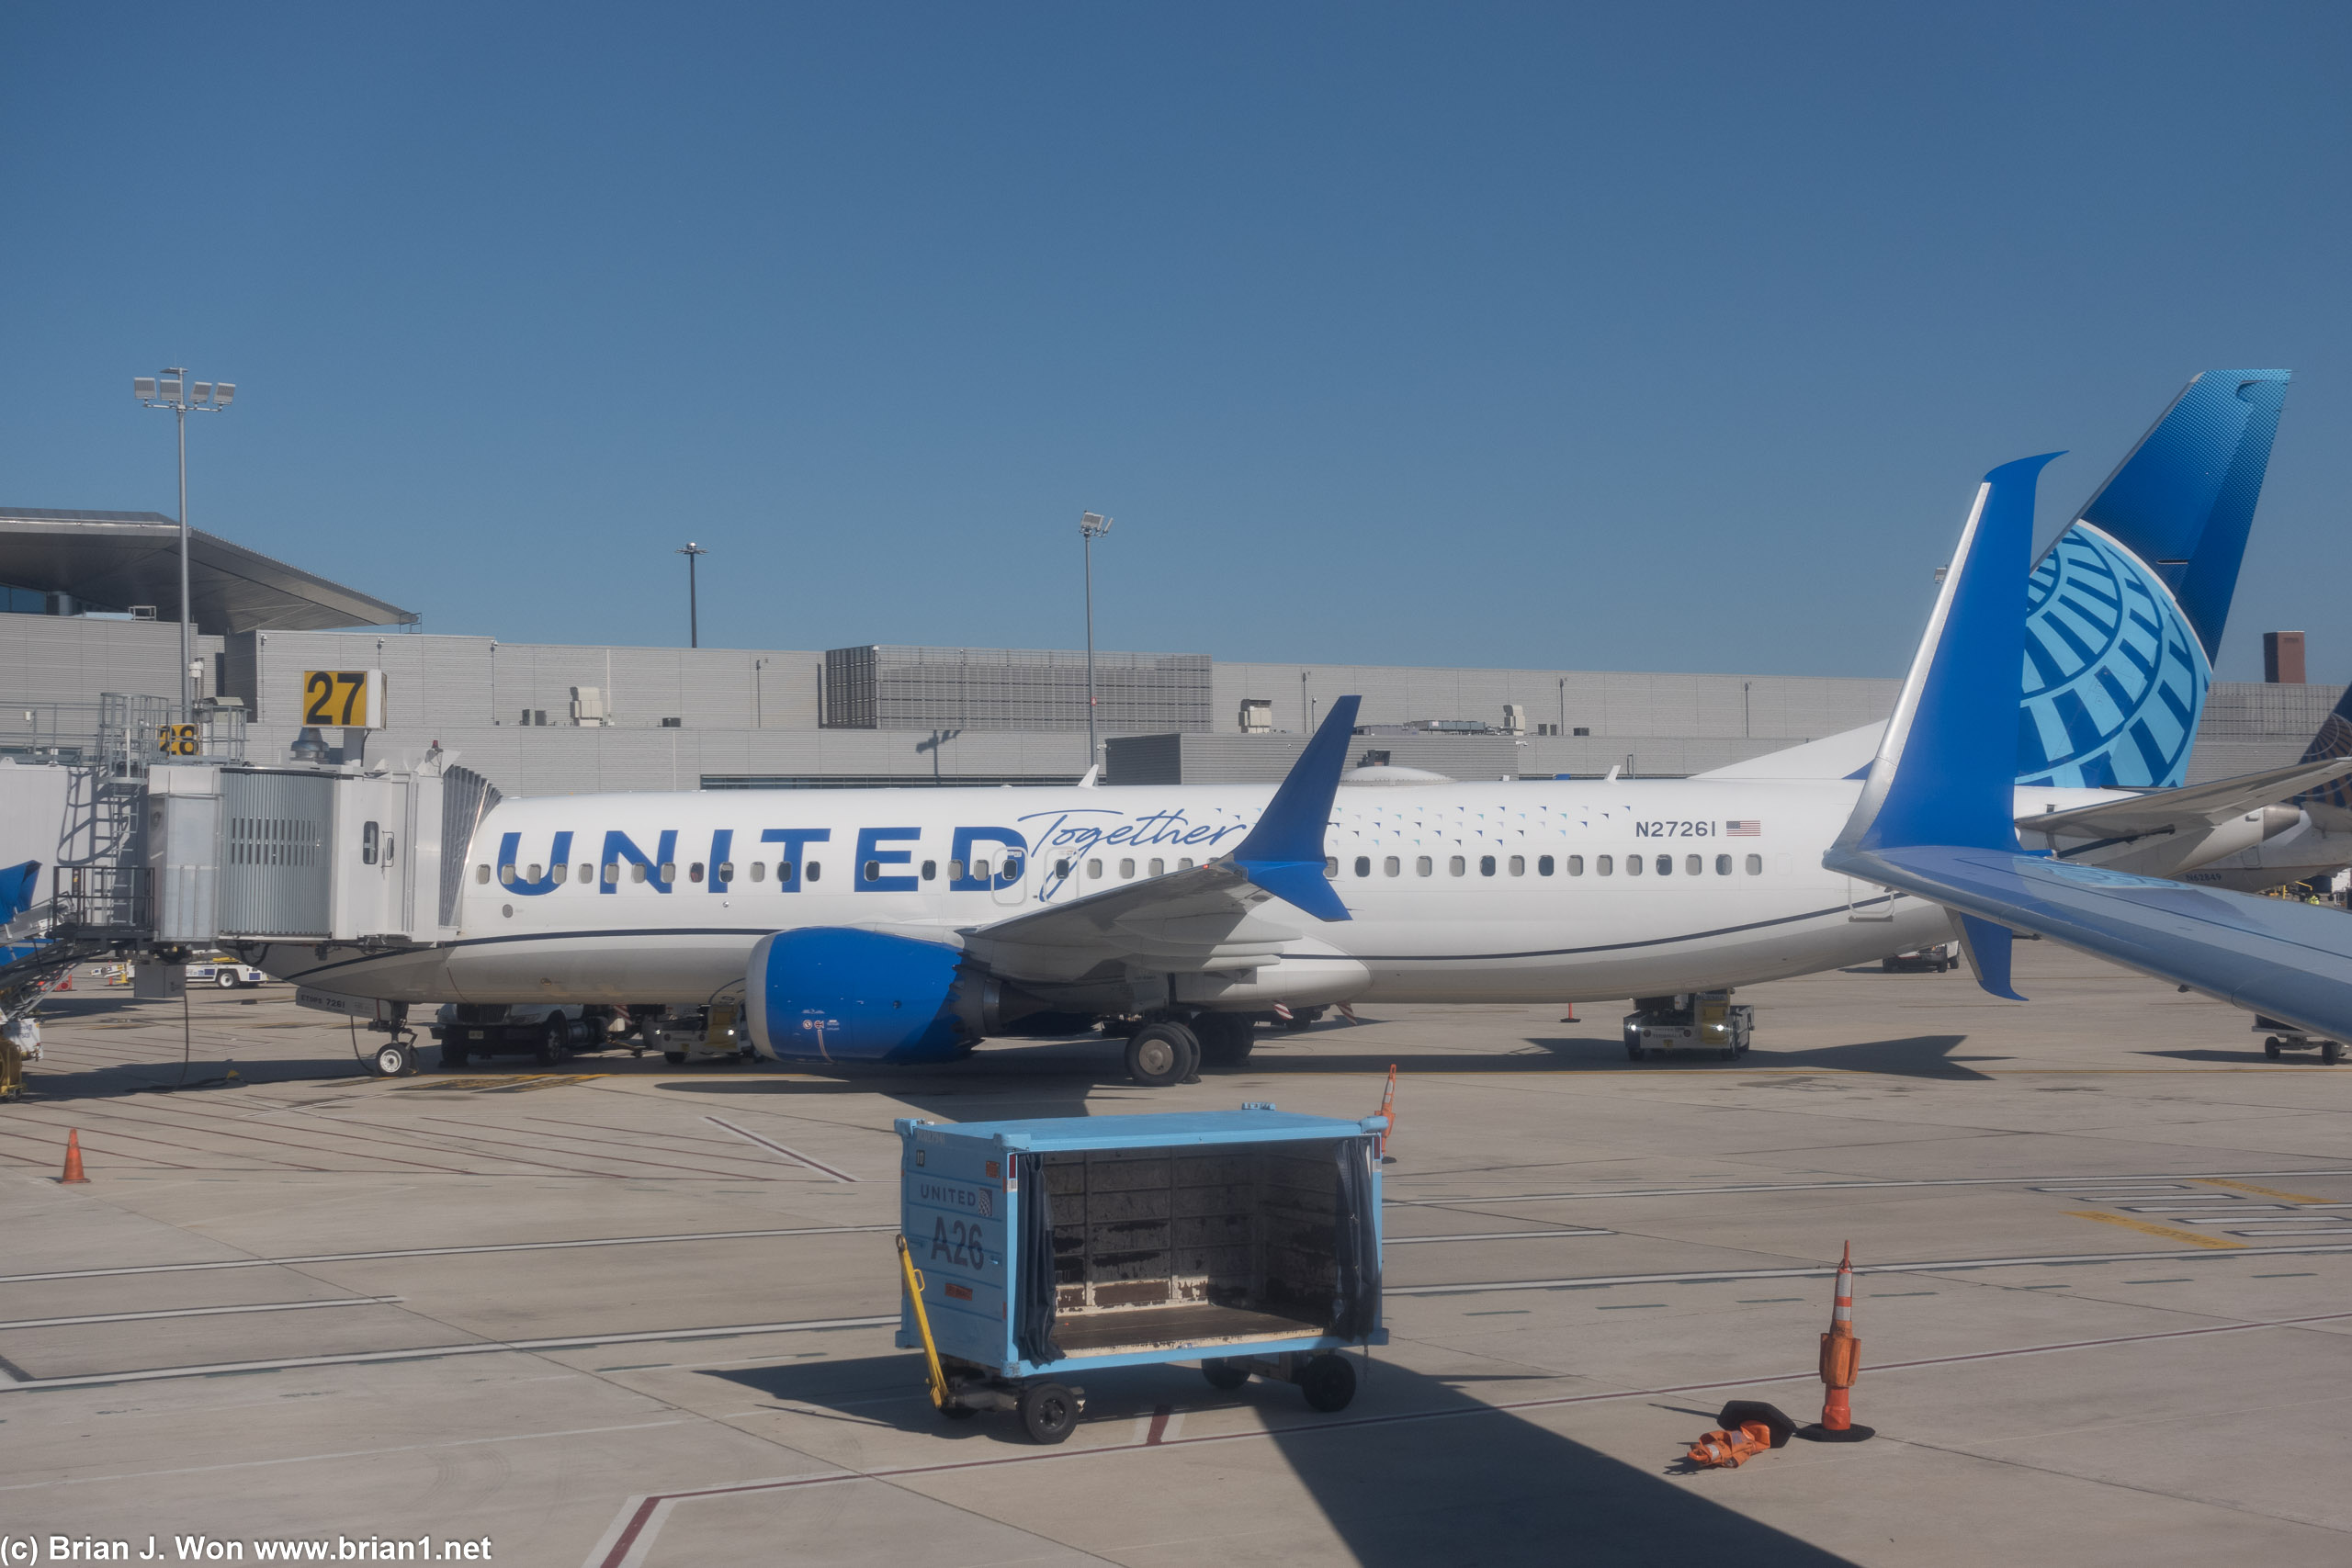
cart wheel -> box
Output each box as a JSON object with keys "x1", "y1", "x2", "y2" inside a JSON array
[
  {"x1": 662, "y1": 1051, "x2": 687, "y2": 1065},
  {"x1": 940, "y1": 1403, "x2": 979, "y2": 1421},
  {"x1": 2326, "y1": 1042, "x2": 2344, "y2": 1066},
  {"x1": 215, "y1": 969, "x2": 240, "y2": 988},
  {"x1": 1125, "y1": 1024, "x2": 1191, "y2": 1088},
  {"x1": 1202, "y1": 1358, "x2": 1250, "y2": 1391},
  {"x1": 1018, "y1": 1381, "x2": 1079, "y2": 1444},
  {"x1": 1299, "y1": 1354, "x2": 1356, "y2": 1414},
  {"x1": 535, "y1": 1016, "x2": 567, "y2": 1065},
  {"x1": 2266, "y1": 1039, "x2": 2282, "y2": 1059}
]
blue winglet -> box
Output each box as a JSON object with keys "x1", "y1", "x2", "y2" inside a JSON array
[
  {"x1": 1833, "y1": 455, "x2": 2063, "y2": 1000},
  {"x1": 1232, "y1": 695, "x2": 1361, "y2": 922},
  {"x1": 0, "y1": 861, "x2": 39, "y2": 924}
]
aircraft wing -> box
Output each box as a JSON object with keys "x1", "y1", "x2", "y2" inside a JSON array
[
  {"x1": 1833, "y1": 843, "x2": 2352, "y2": 1044},
  {"x1": 1824, "y1": 448, "x2": 2352, "y2": 1044},
  {"x1": 2014, "y1": 757, "x2": 2352, "y2": 840},
  {"x1": 964, "y1": 698, "x2": 1360, "y2": 985}
]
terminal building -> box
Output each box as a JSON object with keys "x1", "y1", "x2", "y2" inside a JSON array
[{"x1": 2, "y1": 506, "x2": 2338, "y2": 797}]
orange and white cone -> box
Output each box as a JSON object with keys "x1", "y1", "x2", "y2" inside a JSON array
[
  {"x1": 59, "y1": 1129, "x2": 89, "y2": 1185},
  {"x1": 1798, "y1": 1241, "x2": 1872, "y2": 1441}
]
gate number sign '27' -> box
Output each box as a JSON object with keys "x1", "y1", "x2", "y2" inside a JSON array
[{"x1": 301, "y1": 671, "x2": 387, "y2": 729}]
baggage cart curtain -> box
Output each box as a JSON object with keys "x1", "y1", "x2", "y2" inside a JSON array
[
  {"x1": 1331, "y1": 1134, "x2": 1382, "y2": 1338},
  {"x1": 1014, "y1": 1152, "x2": 1063, "y2": 1364}
]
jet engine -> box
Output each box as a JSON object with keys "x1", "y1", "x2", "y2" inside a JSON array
[{"x1": 743, "y1": 928, "x2": 1002, "y2": 1065}]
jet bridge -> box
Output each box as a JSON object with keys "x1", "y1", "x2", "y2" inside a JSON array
[{"x1": 1, "y1": 702, "x2": 498, "y2": 1081}]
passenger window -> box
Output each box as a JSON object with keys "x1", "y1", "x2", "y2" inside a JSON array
[
  {"x1": 806, "y1": 861, "x2": 822, "y2": 882},
  {"x1": 974, "y1": 860, "x2": 991, "y2": 880},
  {"x1": 1385, "y1": 856, "x2": 1400, "y2": 876},
  {"x1": 1416, "y1": 856, "x2": 1432, "y2": 876},
  {"x1": 1715, "y1": 854, "x2": 1731, "y2": 875},
  {"x1": 526, "y1": 863, "x2": 542, "y2": 883},
  {"x1": 1320, "y1": 858, "x2": 1334, "y2": 878},
  {"x1": 659, "y1": 862, "x2": 677, "y2": 882},
  {"x1": 1746, "y1": 853, "x2": 1763, "y2": 875},
  {"x1": 922, "y1": 860, "x2": 936, "y2": 880},
  {"x1": 1510, "y1": 855, "x2": 1525, "y2": 876},
  {"x1": 717, "y1": 862, "x2": 734, "y2": 882},
  {"x1": 778, "y1": 861, "x2": 796, "y2": 882},
  {"x1": 1656, "y1": 855, "x2": 1672, "y2": 875},
  {"x1": 1478, "y1": 855, "x2": 1496, "y2": 876},
  {"x1": 863, "y1": 861, "x2": 881, "y2": 883},
  {"x1": 1054, "y1": 858, "x2": 1071, "y2": 878},
  {"x1": 1626, "y1": 854, "x2": 1643, "y2": 876},
  {"x1": 630, "y1": 863, "x2": 648, "y2": 884},
  {"x1": 1178, "y1": 857, "x2": 1194, "y2": 870},
  {"x1": 1597, "y1": 854, "x2": 1612, "y2": 875},
  {"x1": 1355, "y1": 856, "x2": 1372, "y2": 877},
  {"x1": 1087, "y1": 859, "x2": 1102, "y2": 878},
  {"x1": 1685, "y1": 854, "x2": 1702, "y2": 876},
  {"x1": 751, "y1": 863, "x2": 767, "y2": 882},
  {"x1": 947, "y1": 859, "x2": 965, "y2": 882},
  {"x1": 1537, "y1": 855, "x2": 1552, "y2": 875},
  {"x1": 603, "y1": 862, "x2": 619, "y2": 885},
  {"x1": 475, "y1": 864, "x2": 491, "y2": 885},
  {"x1": 499, "y1": 864, "x2": 516, "y2": 886},
  {"x1": 690, "y1": 863, "x2": 706, "y2": 883},
  {"x1": 1566, "y1": 854, "x2": 1583, "y2": 875},
  {"x1": 1120, "y1": 859, "x2": 1136, "y2": 878},
  {"x1": 1449, "y1": 856, "x2": 1466, "y2": 876},
  {"x1": 1149, "y1": 858, "x2": 1166, "y2": 876},
  {"x1": 577, "y1": 863, "x2": 592, "y2": 884},
  {"x1": 1003, "y1": 853, "x2": 1023, "y2": 878}
]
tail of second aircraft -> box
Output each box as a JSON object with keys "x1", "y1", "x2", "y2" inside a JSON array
[
  {"x1": 2287, "y1": 681, "x2": 2352, "y2": 816},
  {"x1": 2018, "y1": 369, "x2": 2290, "y2": 790}
]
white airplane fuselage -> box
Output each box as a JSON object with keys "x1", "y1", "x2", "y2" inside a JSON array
[{"x1": 254, "y1": 776, "x2": 2153, "y2": 1010}]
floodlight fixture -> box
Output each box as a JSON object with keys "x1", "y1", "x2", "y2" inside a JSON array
[
  {"x1": 213, "y1": 382, "x2": 235, "y2": 408},
  {"x1": 133, "y1": 377, "x2": 156, "y2": 400}
]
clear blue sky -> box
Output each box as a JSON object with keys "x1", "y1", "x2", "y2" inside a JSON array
[{"x1": 3, "y1": 4, "x2": 2345, "y2": 682}]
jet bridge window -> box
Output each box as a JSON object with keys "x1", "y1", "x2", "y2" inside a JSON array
[
  {"x1": 361, "y1": 821, "x2": 379, "y2": 865},
  {"x1": 1354, "y1": 856, "x2": 1372, "y2": 877}
]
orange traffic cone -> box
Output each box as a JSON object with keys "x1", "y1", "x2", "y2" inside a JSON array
[
  {"x1": 59, "y1": 1129, "x2": 89, "y2": 1184},
  {"x1": 1374, "y1": 1065, "x2": 1398, "y2": 1162},
  {"x1": 1797, "y1": 1241, "x2": 1872, "y2": 1441},
  {"x1": 1688, "y1": 1419, "x2": 1773, "y2": 1469}
]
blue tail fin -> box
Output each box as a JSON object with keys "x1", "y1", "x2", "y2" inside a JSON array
[
  {"x1": 1232, "y1": 695, "x2": 1362, "y2": 922},
  {"x1": 2018, "y1": 370, "x2": 2290, "y2": 790}
]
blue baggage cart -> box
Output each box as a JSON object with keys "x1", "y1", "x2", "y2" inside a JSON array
[{"x1": 894, "y1": 1103, "x2": 1387, "y2": 1443}]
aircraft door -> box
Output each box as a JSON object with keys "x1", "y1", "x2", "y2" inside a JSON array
[{"x1": 992, "y1": 848, "x2": 1030, "y2": 908}]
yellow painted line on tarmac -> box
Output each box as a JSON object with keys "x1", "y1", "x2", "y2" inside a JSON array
[
  {"x1": 2068, "y1": 1212, "x2": 2245, "y2": 1249},
  {"x1": 2197, "y1": 1178, "x2": 2331, "y2": 1202}
]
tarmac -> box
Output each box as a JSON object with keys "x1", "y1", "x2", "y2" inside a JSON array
[{"x1": 6, "y1": 945, "x2": 2352, "y2": 1566}]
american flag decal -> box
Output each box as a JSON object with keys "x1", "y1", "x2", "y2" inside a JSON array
[{"x1": 1725, "y1": 819, "x2": 1761, "y2": 837}]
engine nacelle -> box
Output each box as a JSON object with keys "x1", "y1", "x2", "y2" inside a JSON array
[{"x1": 744, "y1": 928, "x2": 993, "y2": 1064}]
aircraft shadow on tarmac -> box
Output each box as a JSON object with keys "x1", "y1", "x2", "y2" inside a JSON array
[{"x1": 707, "y1": 1353, "x2": 1853, "y2": 1566}]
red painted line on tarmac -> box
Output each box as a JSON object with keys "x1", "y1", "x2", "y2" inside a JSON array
[
  {"x1": 409, "y1": 1113, "x2": 778, "y2": 1181},
  {"x1": 581, "y1": 1306, "x2": 2352, "y2": 1568},
  {"x1": 706, "y1": 1117, "x2": 856, "y2": 1181}
]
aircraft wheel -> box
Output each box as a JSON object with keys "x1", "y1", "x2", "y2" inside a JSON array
[
  {"x1": 1125, "y1": 1023, "x2": 1190, "y2": 1088},
  {"x1": 2326, "y1": 1042, "x2": 2344, "y2": 1066},
  {"x1": 372, "y1": 1041, "x2": 413, "y2": 1077},
  {"x1": 662, "y1": 1051, "x2": 687, "y2": 1065},
  {"x1": 2266, "y1": 1039, "x2": 2283, "y2": 1060},
  {"x1": 1193, "y1": 1012, "x2": 1254, "y2": 1068},
  {"x1": 535, "y1": 1016, "x2": 567, "y2": 1065}
]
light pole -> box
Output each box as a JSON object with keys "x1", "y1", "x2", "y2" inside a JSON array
[
  {"x1": 134, "y1": 367, "x2": 235, "y2": 723},
  {"x1": 1301, "y1": 670, "x2": 1314, "y2": 733},
  {"x1": 676, "y1": 543, "x2": 707, "y2": 648},
  {"x1": 1080, "y1": 512, "x2": 1113, "y2": 767}
]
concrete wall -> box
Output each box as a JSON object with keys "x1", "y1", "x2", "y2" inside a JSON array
[{"x1": 0, "y1": 613, "x2": 222, "y2": 707}]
